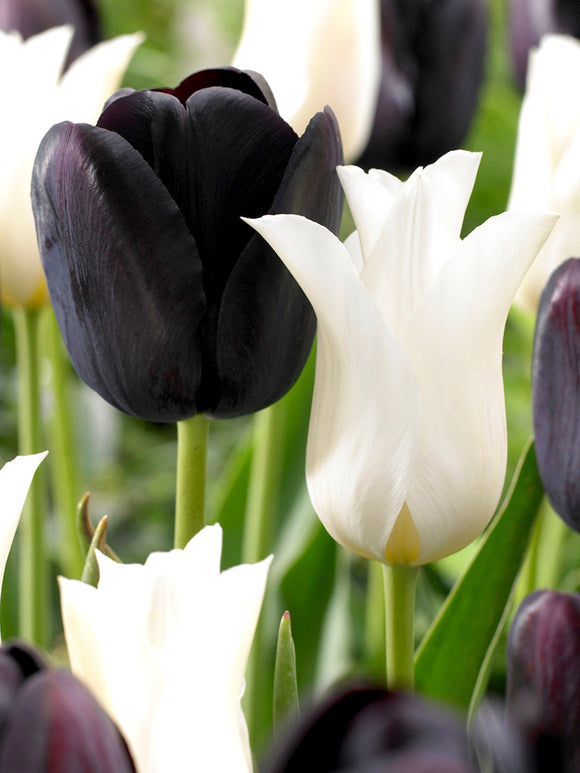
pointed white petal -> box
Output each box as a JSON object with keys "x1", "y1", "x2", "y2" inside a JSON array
[
  {"x1": 246, "y1": 214, "x2": 420, "y2": 563},
  {"x1": 400, "y1": 211, "x2": 558, "y2": 564}
]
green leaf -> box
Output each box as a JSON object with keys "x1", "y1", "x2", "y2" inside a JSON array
[
  {"x1": 81, "y1": 515, "x2": 109, "y2": 587},
  {"x1": 414, "y1": 439, "x2": 544, "y2": 712},
  {"x1": 273, "y1": 611, "x2": 299, "y2": 728}
]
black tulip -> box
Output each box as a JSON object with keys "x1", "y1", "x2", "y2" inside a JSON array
[
  {"x1": 260, "y1": 684, "x2": 477, "y2": 773},
  {"x1": 0, "y1": 0, "x2": 101, "y2": 66},
  {"x1": 532, "y1": 258, "x2": 580, "y2": 531},
  {"x1": 357, "y1": 0, "x2": 487, "y2": 172},
  {"x1": 507, "y1": 590, "x2": 580, "y2": 772},
  {"x1": 510, "y1": 0, "x2": 580, "y2": 89},
  {"x1": 32, "y1": 67, "x2": 344, "y2": 422},
  {"x1": 0, "y1": 641, "x2": 135, "y2": 772}
]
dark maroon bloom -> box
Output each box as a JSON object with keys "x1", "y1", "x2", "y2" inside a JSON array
[
  {"x1": 510, "y1": 0, "x2": 580, "y2": 89},
  {"x1": 532, "y1": 259, "x2": 580, "y2": 531},
  {"x1": 0, "y1": 640, "x2": 135, "y2": 772},
  {"x1": 32, "y1": 68, "x2": 343, "y2": 422},
  {"x1": 0, "y1": 0, "x2": 101, "y2": 66},
  {"x1": 507, "y1": 590, "x2": 580, "y2": 771},
  {"x1": 357, "y1": 0, "x2": 487, "y2": 172}
]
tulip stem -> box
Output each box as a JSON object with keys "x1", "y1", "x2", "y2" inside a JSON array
[
  {"x1": 383, "y1": 563, "x2": 419, "y2": 691},
  {"x1": 45, "y1": 309, "x2": 85, "y2": 579},
  {"x1": 174, "y1": 415, "x2": 209, "y2": 549},
  {"x1": 13, "y1": 307, "x2": 47, "y2": 647}
]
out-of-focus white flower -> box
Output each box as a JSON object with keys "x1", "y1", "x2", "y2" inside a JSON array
[
  {"x1": 0, "y1": 452, "x2": 47, "y2": 637},
  {"x1": 232, "y1": 0, "x2": 380, "y2": 161},
  {"x1": 0, "y1": 25, "x2": 142, "y2": 308},
  {"x1": 60, "y1": 524, "x2": 271, "y2": 773},
  {"x1": 509, "y1": 34, "x2": 580, "y2": 312},
  {"x1": 247, "y1": 151, "x2": 557, "y2": 566}
]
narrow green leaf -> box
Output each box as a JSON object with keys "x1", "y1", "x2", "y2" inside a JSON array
[
  {"x1": 414, "y1": 439, "x2": 544, "y2": 710},
  {"x1": 273, "y1": 611, "x2": 299, "y2": 728}
]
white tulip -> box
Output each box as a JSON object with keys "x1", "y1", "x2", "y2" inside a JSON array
[
  {"x1": 247, "y1": 151, "x2": 557, "y2": 566},
  {"x1": 232, "y1": 0, "x2": 380, "y2": 162},
  {"x1": 509, "y1": 34, "x2": 580, "y2": 312},
  {"x1": 60, "y1": 524, "x2": 271, "y2": 773},
  {"x1": 0, "y1": 25, "x2": 142, "y2": 308}
]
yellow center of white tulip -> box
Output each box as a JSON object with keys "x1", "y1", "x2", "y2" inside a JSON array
[{"x1": 384, "y1": 502, "x2": 420, "y2": 564}]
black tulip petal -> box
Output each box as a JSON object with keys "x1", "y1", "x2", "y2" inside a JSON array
[
  {"x1": 532, "y1": 258, "x2": 580, "y2": 530},
  {"x1": 97, "y1": 90, "x2": 191, "y2": 223},
  {"x1": 170, "y1": 66, "x2": 272, "y2": 108},
  {"x1": 184, "y1": 85, "x2": 297, "y2": 305},
  {"x1": 32, "y1": 121, "x2": 206, "y2": 422},
  {"x1": 0, "y1": 670, "x2": 136, "y2": 772},
  {"x1": 207, "y1": 108, "x2": 344, "y2": 418}
]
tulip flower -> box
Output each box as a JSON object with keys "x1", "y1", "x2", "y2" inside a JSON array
[
  {"x1": 0, "y1": 640, "x2": 136, "y2": 771},
  {"x1": 247, "y1": 150, "x2": 557, "y2": 566},
  {"x1": 357, "y1": 0, "x2": 487, "y2": 172},
  {"x1": 507, "y1": 590, "x2": 580, "y2": 770},
  {"x1": 0, "y1": 25, "x2": 141, "y2": 309},
  {"x1": 32, "y1": 67, "x2": 344, "y2": 422},
  {"x1": 0, "y1": 0, "x2": 101, "y2": 66},
  {"x1": 232, "y1": 0, "x2": 379, "y2": 162},
  {"x1": 508, "y1": 34, "x2": 580, "y2": 313},
  {"x1": 532, "y1": 258, "x2": 580, "y2": 530},
  {"x1": 59, "y1": 524, "x2": 271, "y2": 773},
  {"x1": 510, "y1": 0, "x2": 580, "y2": 89}
]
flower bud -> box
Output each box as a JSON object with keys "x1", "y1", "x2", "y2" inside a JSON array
[
  {"x1": 357, "y1": 0, "x2": 487, "y2": 171},
  {"x1": 507, "y1": 590, "x2": 580, "y2": 770},
  {"x1": 0, "y1": 641, "x2": 135, "y2": 771},
  {"x1": 532, "y1": 259, "x2": 580, "y2": 531}
]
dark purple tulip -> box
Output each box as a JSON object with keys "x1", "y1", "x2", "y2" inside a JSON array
[
  {"x1": 32, "y1": 68, "x2": 344, "y2": 422},
  {"x1": 510, "y1": 0, "x2": 580, "y2": 89},
  {"x1": 0, "y1": 641, "x2": 135, "y2": 772},
  {"x1": 260, "y1": 685, "x2": 477, "y2": 773},
  {"x1": 507, "y1": 590, "x2": 580, "y2": 771},
  {"x1": 356, "y1": 0, "x2": 487, "y2": 172},
  {"x1": 0, "y1": 0, "x2": 101, "y2": 66},
  {"x1": 532, "y1": 258, "x2": 580, "y2": 531}
]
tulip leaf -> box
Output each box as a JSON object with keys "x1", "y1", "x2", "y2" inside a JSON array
[
  {"x1": 81, "y1": 515, "x2": 109, "y2": 587},
  {"x1": 414, "y1": 439, "x2": 544, "y2": 711},
  {"x1": 273, "y1": 611, "x2": 299, "y2": 728}
]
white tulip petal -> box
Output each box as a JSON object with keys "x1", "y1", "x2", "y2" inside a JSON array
[
  {"x1": 246, "y1": 214, "x2": 420, "y2": 563},
  {"x1": 0, "y1": 452, "x2": 47, "y2": 638},
  {"x1": 343, "y1": 230, "x2": 363, "y2": 274},
  {"x1": 400, "y1": 211, "x2": 558, "y2": 564}
]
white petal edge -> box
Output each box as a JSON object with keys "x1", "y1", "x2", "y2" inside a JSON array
[{"x1": 246, "y1": 214, "x2": 421, "y2": 564}]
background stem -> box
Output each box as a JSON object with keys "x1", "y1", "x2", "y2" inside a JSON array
[{"x1": 174, "y1": 414, "x2": 209, "y2": 549}]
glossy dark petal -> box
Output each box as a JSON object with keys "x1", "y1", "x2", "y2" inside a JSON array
[
  {"x1": 32, "y1": 121, "x2": 206, "y2": 422},
  {"x1": 206, "y1": 108, "x2": 343, "y2": 417},
  {"x1": 357, "y1": 0, "x2": 487, "y2": 171},
  {"x1": 169, "y1": 66, "x2": 273, "y2": 108},
  {"x1": 0, "y1": 670, "x2": 136, "y2": 772},
  {"x1": 532, "y1": 258, "x2": 580, "y2": 530},
  {"x1": 184, "y1": 85, "x2": 297, "y2": 305},
  {"x1": 97, "y1": 90, "x2": 191, "y2": 222},
  {"x1": 0, "y1": 0, "x2": 101, "y2": 65},
  {"x1": 507, "y1": 590, "x2": 580, "y2": 771},
  {"x1": 260, "y1": 685, "x2": 475, "y2": 773}
]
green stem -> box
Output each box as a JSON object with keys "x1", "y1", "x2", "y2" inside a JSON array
[
  {"x1": 383, "y1": 563, "x2": 419, "y2": 691},
  {"x1": 174, "y1": 414, "x2": 209, "y2": 549},
  {"x1": 365, "y1": 559, "x2": 386, "y2": 681},
  {"x1": 45, "y1": 309, "x2": 84, "y2": 578},
  {"x1": 13, "y1": 308, "x2": 47, "y2": 646}
]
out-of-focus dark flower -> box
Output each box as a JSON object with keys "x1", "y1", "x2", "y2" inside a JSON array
[
  {"x1": 510, "y1": 0, "x2": 580, "y2": 89},
  {"x1": 0, "y1": 0, "x2": 101, "y2": 66},
  {"x1": 532, "y1": 259, "x2": 580, "y2": 530},
  {"x1": 32, "y1": 67, "x2": 343, "y2": 423},
  {"x1": 356, "y1": 0, "x2": 487, "y2": 172},
  {"x1": 0, "y1": 640, "x2": 135, "y2": 771},
  {"x1": 260, "y1": 684, "x2": 478, "y2": 772},
  {"x1": 507, "y1": 590, "x2": 580, "y2": 772}
]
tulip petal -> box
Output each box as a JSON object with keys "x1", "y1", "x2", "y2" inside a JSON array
[
  {"x1": 246, "y1": 214, "x2": 420, "y2": 564},
  {"x1": 32, "y1": 121, "x2": 206, "y2": 422},
  {"x1": 400, "y1": 211, "x2": 558, "y2": 564},
  {"x1": 533, "y1": 259, "x2": 580, "y2": 529},
  {"x1": 208, "y1": 108, "x2": 342, "y2": 417}
]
